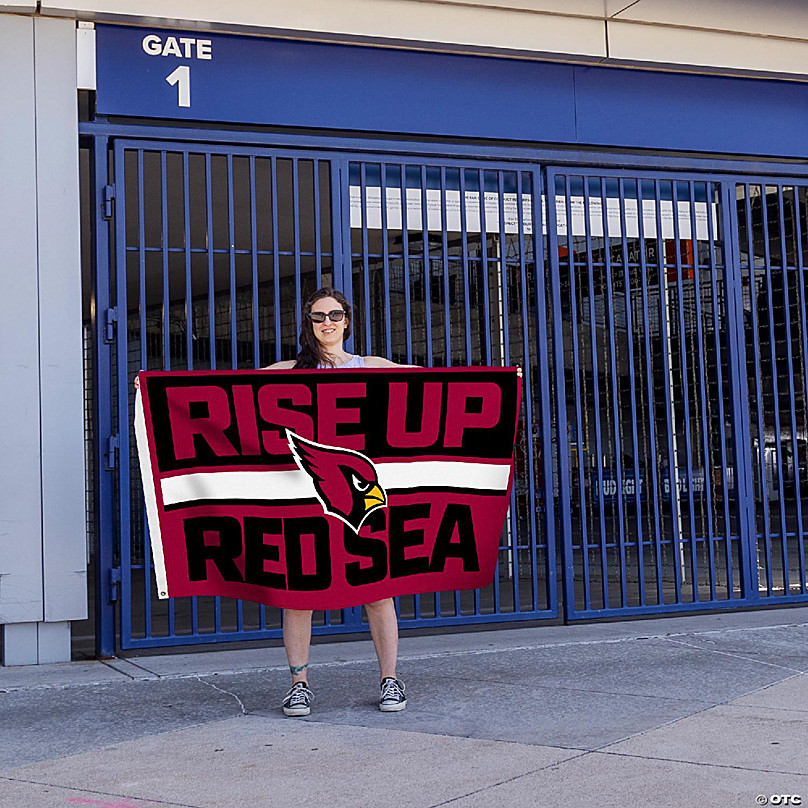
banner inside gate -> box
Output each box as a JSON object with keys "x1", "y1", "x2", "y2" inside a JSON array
[{"x1": 134, "y1": 368, "x2": 521, "y2": 610}]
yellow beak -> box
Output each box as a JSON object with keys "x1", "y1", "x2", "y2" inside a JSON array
[{"x1": 364, "y1": 484, "x2": 386, "y2": 511}]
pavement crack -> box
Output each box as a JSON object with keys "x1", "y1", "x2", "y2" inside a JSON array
[
  {"x1": 0, "y1": 776, "x2": 202, "y2": 807},
  {"x1": 425, "y1": 751, "x2": 593, "y2": 807},
  {"x1": 195, "y1": 675, "x2": 247, "y2": 715},
  {"x1": 594, "y1": 749, "x2": 808, "y2": 778},
  {"x1": 661, "y1": 636, "x2": 806, "y2": 673}
]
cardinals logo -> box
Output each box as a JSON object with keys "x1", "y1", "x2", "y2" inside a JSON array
[{"x1": 286, "y1": 431, "x2": 387, "y2": 532}]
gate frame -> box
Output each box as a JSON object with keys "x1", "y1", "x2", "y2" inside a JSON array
[
  {"x1": 82, "y1": 117, "x2": 808, "y2": 655},
  {"x1": 91, "y1": 130, "x2": 560, "y2": 653}
]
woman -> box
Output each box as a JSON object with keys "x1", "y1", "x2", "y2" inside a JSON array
[{"x1": 266, "y1": 287, "x2": 409, "y2": 718}]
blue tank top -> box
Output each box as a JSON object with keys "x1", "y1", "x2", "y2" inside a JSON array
[{"x1": 318, "y1": 354, "x2": 365, "y2": 369}]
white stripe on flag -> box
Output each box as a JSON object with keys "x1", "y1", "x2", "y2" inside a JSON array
[{"x1": 160, "y1": 461, "x2": 512, "y2": 507}]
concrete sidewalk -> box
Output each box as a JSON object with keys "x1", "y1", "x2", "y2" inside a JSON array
[{"x1": 2, "y1": 607, "x2": 808, "y2": 808}]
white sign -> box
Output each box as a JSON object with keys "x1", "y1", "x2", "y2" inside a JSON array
[{"x1": 351, "y1": 186, "x2": 717, "y2": 241}]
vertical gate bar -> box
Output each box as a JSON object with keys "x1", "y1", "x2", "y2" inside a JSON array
[
  {"x1": 790, "y1": 186, "x2": 808, "y2": 594},
  {"x1": 440, "y1": 167, "x2": 452, "y2": 367},
  {"x1": 401, "y1": 165, "x2": 414, "y2": 366},
  {"x1": 159, "y1": 151, "x2": 175, "y2": 636},
  {"x1": 292, "y1": 158, "x2": 302, "y2": 338},
  {"x1": 224, "y1": 161, "x2": 236, "y2": 369},
  {"x1": 563, "y1": 173, "x2": 592, "y2": 613},
  {"x1": 249, "y1": 157, "x2": 260, "y2": 367},
  {"x1": 759, "y1": 184, "x2": 789, "y2": 592},
  {"x1": 117, "y1": 146, "x2": 135, "y2": 646},
  {"x1": 458, "y1": 168, "x2": 473, "y2": 364},
  {"x1": 670, "y1": 181, "x2": 700, "y2": 599},
  {"x1": 688, "y1": 182, "x2": 717, "y2": 600},
  {"x1": 545, "y1": 170, "x2": 575, "y2": 617},
  {"x1": 776, "y1": 184, "x2": 801, "y2": 595},
  {"x1": 136, "y1": 150, "x2": 152, "y2": 639},
  {"x1": 654, "y1": 179, "x2": 684, "y2": 603},
  {"x1": 599, "y1": 177, "x2": 628, "y2": 607},
  {"x1": 635, "y1": 180, "x2": 665, "y2": 605},
  {"x1": 705, "y1": 183, "x2": 734, "y2": 596},
  {"x1": 270, "y1": 157, "x2": 282, "y2": 362},
  {"x1": 532, "y1": 167, "x2": 559, "y2": 615},
  {"x1": 420, "y1": 165, "x2": 434, "y2": 366},
  {"x1": 379, "y1": 163, "x2": 393, "y2": 359},
  {"x1": 180, "y1": 149, "x2": 194, "y2": 636},
  {"x1": 582, "y1": 176, "x2": 609, "y2": 608},
  {"x1": 726, "y1": 183, "x2": 761, "y2": 601},
  {"x1": 478, "y1": 169, "x2": 493, "y2": 366},
  {"x1": 227, "y1": 155, "x2": 243, "y2": 632},
  {"x1": 183, "y1": 153, "x2": 193, "y2": 370},
  {"x1": 741, "y1": 184, "x2": 771, "y2": 592},
  {"x1": 160, "y1": 152, "x2": 171, "y2": 372},
  {"x1": 205, "y1": 154, "x2": 216, "y2": 369},
  {"x1": 515, "y1": 170, "x2": 541, "y2": 611},
  {"x1": 359, "y1": 163, "x2": 372, "y2": 355},
  {"x1": 93, "y1": 136, "x2": 117, "y2": 655},
  {"x1": 205, "y1": 152, "x2": 221, "y2": 633},
  {"x1": 227, "y1": 154, "x2": 237, "y2": 370},
  {"x1": 312, "y1": 159, "x2": 323, "y2": 288},
  {"x1": 497, "y1": 170, "x2": 518, "y2": 613},
  {"x1": 617, "y1": 179, "x2": 646, "y2": 606}
]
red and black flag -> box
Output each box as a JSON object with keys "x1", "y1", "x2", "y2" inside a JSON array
[{"x1": 134, "y1": 367, "x2": 521, "y2": 610}]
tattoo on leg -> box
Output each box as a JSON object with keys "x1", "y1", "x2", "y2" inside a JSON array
[{"x1": 289, "y1": 663, "x2": 309, "y2": 676}]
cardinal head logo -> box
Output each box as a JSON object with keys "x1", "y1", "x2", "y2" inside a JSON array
[{"x1": 286, "y1": 430, "x2": 387, "y2": 532}]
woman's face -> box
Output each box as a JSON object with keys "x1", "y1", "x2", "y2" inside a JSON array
[{"x1": 309, "y1": 296, "x2": 348, "y2": 350}]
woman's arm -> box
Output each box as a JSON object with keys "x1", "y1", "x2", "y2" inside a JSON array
[{"x1": 262, "y1": 360, "x2": 297, "y2": 369}]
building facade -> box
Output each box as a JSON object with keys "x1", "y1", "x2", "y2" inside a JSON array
[{"x1": 4, "y1": 1, "x2": 808, "y2": 664}]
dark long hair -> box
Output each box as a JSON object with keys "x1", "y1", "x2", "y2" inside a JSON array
[{"x1": 294, "y1": 287, "x2": 353, "y2": 369}]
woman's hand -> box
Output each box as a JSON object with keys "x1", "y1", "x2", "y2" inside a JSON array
[{"x1": 133, "y1": 375, "x2": 140, "y2": 391}]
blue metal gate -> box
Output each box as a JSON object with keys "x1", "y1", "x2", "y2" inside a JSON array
[
  {"x1": 105, "y1": 140, "x2": 556, "y2": 649},
  {"x1": 546, "y1": 169, "x2": 754, "y2": 618},
  {"x1": 734, "y1": 178, "x2": 808, "y2": 603},
  {"x1": 95, "y1": 137, "x2": 808, "y2": 651}
]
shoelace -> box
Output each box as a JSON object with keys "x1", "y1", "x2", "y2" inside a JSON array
[
  {"x1": 380, "y1": 679, "x2": 404, "y2": 701},
  {"x1": 285, "y1": 684, "x2": 313, "y2": 705}
]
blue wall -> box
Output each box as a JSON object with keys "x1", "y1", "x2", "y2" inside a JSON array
[{"x1": 96, "y1": 24, "x2": 808, "y2": 159}]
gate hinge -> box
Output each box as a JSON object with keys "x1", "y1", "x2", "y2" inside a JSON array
[
  {"x1": 104, "y1": 307, "x2": 118, "y2": 343},
  {"x1": 108, "y1": 567, "x2": 122, "y2": 603},
  {"x1": 103, "y1": 184, "x2": 115, "y2": 220},
  {"x1": 106, "y1": 433, "x2": 119, "y2": 470}
]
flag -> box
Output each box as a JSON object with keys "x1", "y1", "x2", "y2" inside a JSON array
[{"x1": 134, "y1": 367, "x2": 521, "y2": 609}]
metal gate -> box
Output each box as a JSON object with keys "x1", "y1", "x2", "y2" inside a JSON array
[
  {"x1": 101, "y1": 140, "x2": 556, "y2": 649},
  {"x1": 95, "y1": 138, "x2": 808, "y2": 650},
  {"x1": 546, "y1": 169, "x2": 753, "y2": 618},
  {"x1": 734, "y1": 179, "x2": 808, "y2": 602}
]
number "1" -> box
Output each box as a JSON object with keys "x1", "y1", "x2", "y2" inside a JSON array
[{"x1": 166, "y1": 66, "x2": 190, "y2": 108}]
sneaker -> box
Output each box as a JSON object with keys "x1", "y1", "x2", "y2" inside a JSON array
[
  {"x1": 282, "y1": 682, "x2": 314, "y2": 716},
  {"x1": 379, "y1": 677, "x2": 407, "y2": 712}
]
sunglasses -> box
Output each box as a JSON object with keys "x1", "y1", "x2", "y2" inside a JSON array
[{"x1": 308, "y1": 309, "x2": 346, "y2": 323}]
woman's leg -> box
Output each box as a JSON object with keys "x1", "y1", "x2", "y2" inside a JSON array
[
  {"x1": 283, "y1": 609, "x2": 313, "y2": 684},
  {"x1": 364, "y1": 598, "x2": 399, "y2": 681}
]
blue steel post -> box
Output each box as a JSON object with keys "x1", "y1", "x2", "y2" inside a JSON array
[
  {"x1": 724, "y1": 182, "x2": 759, "y2": 602},
  {"x1": 599, "y1": 177, "x2": 628, "y2": 608},
  {"x1": 545, "y1": 170, "x2": 576, "y2": 620},
  {"x1": 670, "y1": 180, "x2": 699, "y2": 600},
  {"x1": 616, "y1": 179, "x2": 646, "y2": 606},
  {"x1": 635, "y1": 179, "x2": 665, "y2": 606},
  {"x1": 704, "y1": 182, "x2": 735, "y2": 598},
  {"x1": 687, "y1": 182, "x2": 717, "y2": 601},
  {"x1": 531, "y1": 167, "x2": 559, "y2": 615},
  {"x1": 92, "y1": 136, "x2": 117, "y2": 657},
  {"x1": 789, "y1": 186, "x2": 808, "y2": 594}
]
